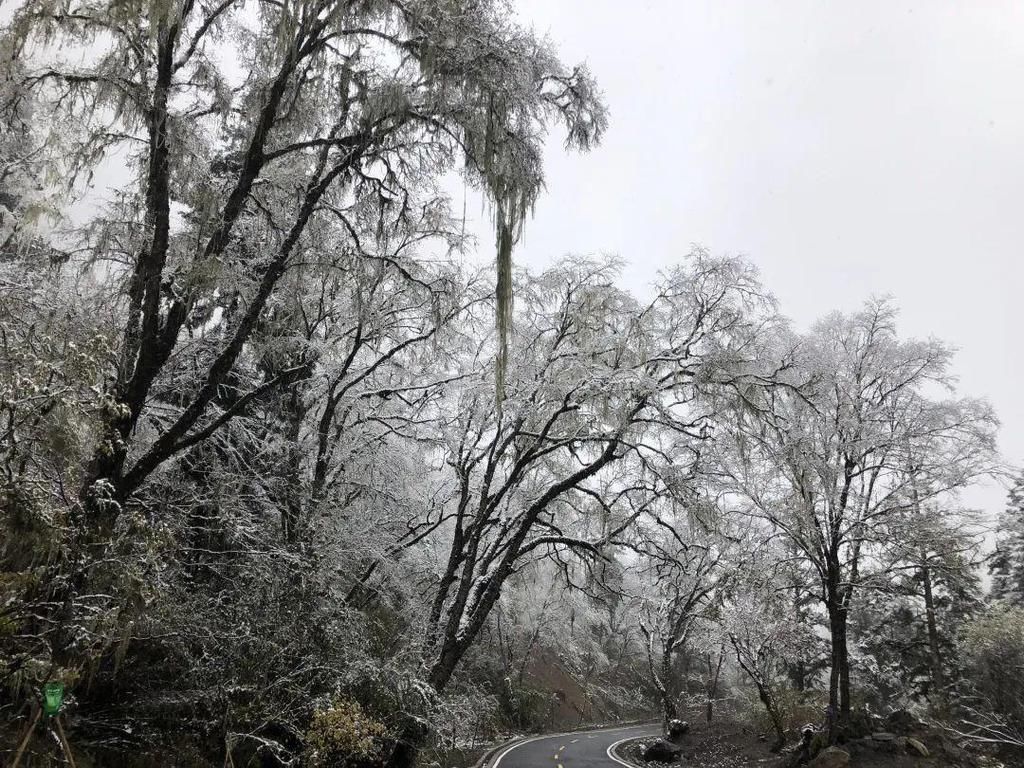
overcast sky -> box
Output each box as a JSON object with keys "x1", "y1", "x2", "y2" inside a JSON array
[{"x1": 461, "y1": 0, "x2": 1020, "y2": 520}]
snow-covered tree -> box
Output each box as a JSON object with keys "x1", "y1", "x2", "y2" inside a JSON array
[
  {"x1": 723, "y1": 299, "x2": 998, "y2": 737},
  {"x1": 857, "y1": 500, "x2": 984, "y2": 705},
  {"x1": 991, "y1": 470, "x2": 1024, "y2": 604},
  {"x1": 634, "y1": 494, "x2": 737, "y2": 725},
  {"x1": 1, "y1": 0, "x2": 605, "y2": 708},
  {"x1": 725, "y1": 589, "x2": 819, "y2": 753}
]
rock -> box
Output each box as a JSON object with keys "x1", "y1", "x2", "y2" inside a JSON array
[
  {"x1": 848, "y1": 707, "x2": 880, "y2": 738},
  {"x1": 666, "y1": 719, "x2": 690, "y2": 740},
  {"x1": 841, "y1": 738, "x2": 869, "y2": 759},
  {"x1": 906, "y1": 737, "x2": 929, "y2": 757},
  {"x1": 865, "y1": 733, "x2": 906, "y2": 755},
  {"x1": 938, "y1": 736, "x2": 979, "y2": 766},
  {"x1": 885, "y1": 709, "x2": 922, "y2": 735},
  {"x1": 809, "y1": 746, "x2": 850, "y2": 768},
  {"x1": 642, "y1": 738, "x2": 683, "y2": 763}
]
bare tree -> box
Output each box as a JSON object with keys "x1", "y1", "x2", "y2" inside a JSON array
[
  {"x1": 365, "y1": 253, "x2": 774, "y2": 764},
  {"x1": 6, "y1": 0, "x2": 605, "y2": 519},
  {"x1": 2, "y1": 0, "x2": 606, "y2": 680},
  {"x1": 725, "y1": 299, "x2": 998, "y2": 737},
  {"x1": 635, "y1": 497, "x2": 735, "y2": 726}
]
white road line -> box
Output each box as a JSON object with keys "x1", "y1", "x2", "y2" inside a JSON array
[
  {"x1": 489, "y1": 723, "x2": 655, "y2": 768},
  {"x1": 490, "y1": 733, "x2": 561, "y2": 768},
  {"x1": 605, "y1": 736, "x2": 638, "y2": 768}
]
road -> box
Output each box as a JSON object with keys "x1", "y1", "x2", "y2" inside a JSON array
[{"x1": 488, "y1": 723, "x2": 660, "y2": 768}]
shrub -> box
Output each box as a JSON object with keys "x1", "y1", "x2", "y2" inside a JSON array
[
  {"x1": 306, "y1": 699, "x2": 388, "y2": 768},
  {"x1": 959, "y1": 605, "x2": 1024, "y2": 733}
]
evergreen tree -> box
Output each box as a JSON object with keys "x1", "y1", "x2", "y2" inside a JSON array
[{"x1": 991, "y1": 471, "x2": 1024, "y2": 604}]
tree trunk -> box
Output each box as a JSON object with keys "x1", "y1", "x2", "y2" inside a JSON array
[
  {"x1": 757, "y1": 683, "x2": 785, "y2": 753},
  {"x1": 920, "y1": 560, "x2": 945, "y2": 701},
  {"x1": 828, "y1": 607, "x2": 851, "y2": 724},
  {"x1": 384, "y1": 718, "x2": 430, "y2": 768},
  {"x1": 826, "y1": 581, "x2": 851, "y2": 742},
  {"x1": 705, "y1": 649, "x2": 724, "y2": 723},
  {"x1": 662, "y1": 692, "x2": 678, "y2": 725},
  {"x1": 661, "y1": 644, "x2": 678, "y2": 725}
]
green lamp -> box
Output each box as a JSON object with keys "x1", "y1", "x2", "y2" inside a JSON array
[{"x1": 42, "y1": 681, "x2": 64, "y2": 716}]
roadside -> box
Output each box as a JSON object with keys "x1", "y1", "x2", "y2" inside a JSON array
[
  {"x1": 609, "y1": 708, "x2": 998, "y2": 768},
  {"x1": 612, "y1": 715, "x2": 773, "y2": 768}
]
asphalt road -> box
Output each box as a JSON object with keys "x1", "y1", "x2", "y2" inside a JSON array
[{"x1": 489, "y1": 723, "x2": 660, "y2": 768}]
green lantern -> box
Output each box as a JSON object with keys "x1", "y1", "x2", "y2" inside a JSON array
[{"x1": 42, "y1": 682, "x2": 64, "y2": 716}]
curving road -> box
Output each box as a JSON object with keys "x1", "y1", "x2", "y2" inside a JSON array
[{"x1": 488, "y1": 723, "x2": 660, "y2": 768}]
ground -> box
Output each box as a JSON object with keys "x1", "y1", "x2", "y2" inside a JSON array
[
  {"x1": 617, "y1": 715, "x2": 780, "y2": 768},
  {"x1": 612, "y1": 709, "x2": 1000, "y2": 768}
]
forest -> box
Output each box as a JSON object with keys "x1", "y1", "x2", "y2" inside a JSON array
[{"x1": 1, "y1": 1, "x2": 1022, "y2": 767}]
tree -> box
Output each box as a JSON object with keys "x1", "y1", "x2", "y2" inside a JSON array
[
  {"x1": 991, "y1": 471, "x2": 1024, "y2": 605},
  {"x1": 2, "y1": 0, "x2": 605, "y2": 681},
  {"x1": 9, "y1": 0, "x2": 605, "y2": 508},
  {"x1": 725, "y1": 589, "x2": 817, "y2": 753},
  {"x1": 372, "y1": 253, "x2": 773, "y2": 764},
  {"x1": 859, "y1": 502, "x2": 984, "y2": 705},
  {"x1": 0, "y1": 45, "x2": 51, "y2": 255},
  {"x1": 635, "y1": 495, "x2": 735, "y2": 725},
  {"x1": 716, "y1": 532, "x2": 823, "y2": 753},
  {"x1": 956, "y1": 605, "x2": 1024, "y2": 756},
  {"x1": 725, "y1": 299, "x2": 998, "y2": 737}
]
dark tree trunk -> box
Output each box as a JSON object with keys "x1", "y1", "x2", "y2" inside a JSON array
[
  {"x1": 662, "y1": 693, "x2": 678, "y2": 726},
  {"x1": 660, "y1": 644, "x2": 678, "y2": 726},
  {"x1": 385, "y1": 719, "x2": 430, "y2": 768},
  {"x1": 826, "y1": 594, "x2": 851, "y2": 742},
  {"x1": 757, "y1": 682, "x2": 785, "y2": 753},
  {"x1": 705, "y1": 649, "x2": 724, "y2": 723},
  {"x1": 920, "y1": 560, "x2": 945, "y2": 700}
]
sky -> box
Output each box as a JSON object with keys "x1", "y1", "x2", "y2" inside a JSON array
[{"x1": 459, "y1": 0, "x2": 1021, "y2": 521}]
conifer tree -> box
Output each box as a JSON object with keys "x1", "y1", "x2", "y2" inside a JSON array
[{"x1": 991, "y1": 471, "x2": 1024, "y2": 604}]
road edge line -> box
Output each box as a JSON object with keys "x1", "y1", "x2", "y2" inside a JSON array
[
  {"x1": 605, "y1": 736, "x2": 640, "y2": 768},
  {"x1": 485, "y1": 722, "x2": 658, "y2": 768}
]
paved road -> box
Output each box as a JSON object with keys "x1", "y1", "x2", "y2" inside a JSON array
[{"x1": 489, "y1": 723, "x2": 660, "y2": 768}]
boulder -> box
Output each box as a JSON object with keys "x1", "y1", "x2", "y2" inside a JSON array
[
  {"x1": 642, "y1": 738, "x2": 682, "y2": 763},
  {"x1": 848, "y1": 707, "x2": 880, "y2": 738},
  {"x1": 841, "y1": 738, "x2": 869, "y2": 760},
  {"x1": 885, "y1": 709, "x2": 922, "y2": 735},
  {"x1": 905, "y1": 737, "x2": 929, "y2": 757},
  {"x1": 809, "y1": 747, "x2": 850, "y2": 768},
  {"x1": 666, "y1": 719, "x2": 690, "y2": 740}
]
